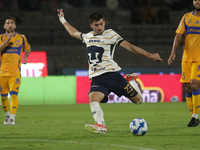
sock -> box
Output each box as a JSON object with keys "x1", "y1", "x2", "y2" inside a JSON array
[
  {"x1": 129, "y1": 80, "x2": 143, "y2": 103},
  {"x1": 1, "y1": 95, "x2": 10, "y2": 113},
  {"x1": 10, "y1": 114, "x2": 16, "y2": 121},
  {"x1": 192, "y1": 89, "x2": 200, "y2": 115},
  {"x1": 129, "y1": 80, "x2": 142, "y2": 96},
  {"x1": 186, "y1": 93, "x2": 193, "y2": 116},
  {"x1": 10, "y1": 94, "x2": 19, "y2": 115},
  {"x1": 90, "y1": 102, "x2": 105, "y2": 126},
  {"x1": 192, "y1": 113, "x2": 198, "y2": 119}
]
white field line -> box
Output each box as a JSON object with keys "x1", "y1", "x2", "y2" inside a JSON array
[{"x1": 0, "y1": 138, "x2": 156, "y2": 150}]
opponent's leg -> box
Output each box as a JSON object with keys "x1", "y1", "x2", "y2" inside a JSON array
[
  {"x1": 184, "y1": 83, "x2": 193, "y2": 116},
  {"x1": 9, "y1": 92, "x2": 19, "y2": 125},
  {"x1": 8, "y1": 75, "x2": 21, "y2": 125},
  {"x1": 1, "y1": 94, "x2": 10, "y2": 124},
  {"x1": 188, "y1": 80, "x2": 200, "y2": 127}
]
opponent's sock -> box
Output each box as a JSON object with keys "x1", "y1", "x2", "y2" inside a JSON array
[
  {"x1": 192, "y1": 113, "x2": 198, "y2": 119},
  {"x1": 10, "y1": 94, "x2": 19, "y2": 115},
  {"x1": 186, "y1": 93, "x2": 193, "y2": 116},
  {"x1": 90, "y1": 102, "x2": 105, "y2": 126},
  {"x1": 10, "y1": 114, "x2": 16, "y2": 121},
  {"x1": 1, "y1": 95, "x2": 10, "y2": 113},
  {"x1": 192, "y1": 89, "x2": 200, "y2": 115}
]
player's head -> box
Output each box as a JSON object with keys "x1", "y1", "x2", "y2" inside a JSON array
[
  {"x1": 89, "y1": 12, "x2": 105, "y2": 35},
  {"x1": 193, "y1": 0, "x2": 200, "y2": 11},
  {"x1": 4, "y1": 16, "x2": 16, "y2": 33}
]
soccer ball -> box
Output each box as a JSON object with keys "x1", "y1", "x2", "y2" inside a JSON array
[{"x1": 129, "y1": 118, "x2": 148, "y2": 136}]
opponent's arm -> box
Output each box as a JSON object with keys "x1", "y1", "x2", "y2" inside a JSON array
[
  {"x1": 0, "y1": 32, "x2": 14, "y2": 52},
  {"x1": 57, "y1": 9, "x2": 82, "y2": 41},
  {"x1": 120, "y1": 40, "x2": 162, "y2": 61},
  {"x1": 22, "y1": 47, "x2": 31, "y2": 64},
  {"x1": 168, "y1": 33, "x2": 183, "y2": 65}
]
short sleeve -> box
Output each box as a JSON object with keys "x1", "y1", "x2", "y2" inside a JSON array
[
  {"x1": 176, "y1": 15, "x2": 186, "y2": 34},
  {"x1": 109, "y1": 30, "x2": 124, "y2": 45},
  {"x1": 21, "y1": 35, "x2": 30, "y2": 51},
  {"x1": 81, "y1": 33, "x2": 86, "y2": 43}
]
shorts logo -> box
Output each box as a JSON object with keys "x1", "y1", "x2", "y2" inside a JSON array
[
  {"x1": 15, "y1": 78, "x2": 20, "y2": 84},
  {"x1": 197, "y1": 65, "x2": 200, "y2": 71},
  {"x1": 197, "y1": 74, "x2": 200, "y2": 78}
]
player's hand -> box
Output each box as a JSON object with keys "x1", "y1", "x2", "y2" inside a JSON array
[
  {"x1": 6, "y1": 32, "x2": 14, "y2": 40},
  {"x1": 57, "y1": 9, "x2": 64, "y2": 17},
  {"x1": 168, "y1": 53, "x2": 176, "y2": 65},
  {"x1": 150, "y1": 53, "x2": 163, "y2": 62},
  {"x1": 22, "y1": 57, "x2": 27, "y2": 64}
]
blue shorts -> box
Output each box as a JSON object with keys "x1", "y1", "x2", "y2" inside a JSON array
[{"x1": 89, "y1": 72, "x2": 138, "y2": 103}]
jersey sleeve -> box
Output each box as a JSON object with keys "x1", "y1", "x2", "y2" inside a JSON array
[
  {"x1": 176, "y1": 14, "x2": 186, "y2": 34},
  {"x1": 81, "y1": 33, "x2": 86, "y2": 43},
  {"x1": 21, "y1": 35, "x2": 30, "y2": 51},
  {"x1": 0, "y1": 35, "x2": 4, "y2": 45},
  {"x1": 110, "y1": 30, "x2": 124, "y2": 45}
]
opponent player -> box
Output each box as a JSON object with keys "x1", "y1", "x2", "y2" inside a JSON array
[
  {"x1": 168, "y1": 0, "x2": 200, "y2": 127},
  {"x1": 0, "y1": 17, "x2": 31, "y2": 125},
  {"x1": 57, "y1": 9, "x2": 162, "y2": 134}
]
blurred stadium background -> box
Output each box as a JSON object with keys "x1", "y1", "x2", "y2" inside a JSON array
[{"x1": 0, "y1": 0, "x2": 191, "y2": 104}]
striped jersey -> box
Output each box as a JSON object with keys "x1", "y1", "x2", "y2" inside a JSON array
[
  {"x1": 81, "y1": 29, "x2": 124, "y2": 79},
  {"x1": 0, "y1": 33, "x2": 30, "y2": 76},
  {"x1": 176, "y1": 11, "x2": 200, "y2": 62}
]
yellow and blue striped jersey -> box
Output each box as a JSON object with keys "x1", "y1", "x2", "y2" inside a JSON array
[
  {"x1": 176, "y1": 11, "x2": 200, "y2": 62},
  {"x1": 0, "y1": 33, "x2": 30, "y2": 76}
]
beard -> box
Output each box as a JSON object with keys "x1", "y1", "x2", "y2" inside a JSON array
[{"x1": 194, "y1": 6, "x2": 200, "y2": 11}]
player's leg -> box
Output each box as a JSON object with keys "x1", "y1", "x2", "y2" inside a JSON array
[
  {"x1": 0, "y1": 76, "x2": 11, "y2": 124},
  {"x1": 184, "y1": 83, "x2": 193, "y2": 116},
  {"x1": 124, "y1": 73, "x2": 142, "y2": 104},
  {"x1": 187, "y1": 62, "x2": 200, "y2": 127},
  {"x1": 8, "y1": 75, "x2": 21, "y2": 125},
  {"x1": 85, "y1": 91, "x2": 108, "y2": 134}
]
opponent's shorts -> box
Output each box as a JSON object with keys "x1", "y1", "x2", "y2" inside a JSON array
[
  {"x1": 180, "y1": 61, "x2": 200, "y2": 83},
  {"x1": 89, "y1": 72, "x2": 138, "y2": 103},
  {"x1": 0, "y1": 74, "x2": 21, "y2": 95}
]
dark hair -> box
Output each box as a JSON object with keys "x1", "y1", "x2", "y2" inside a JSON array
[
  {"x1": 5, "y1": 16, "x2": 16, "y2": 23},
  {"x1": 89, "y1": 12, "x2": 104, "y2": 23}
]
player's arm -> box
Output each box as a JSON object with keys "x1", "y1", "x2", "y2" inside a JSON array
[
  {"x1": 22, "y1": 47, "x2": 31, "y2": 64},
  {"x1": 119, "y1": 40, "x2": 162, "y2": 61},
  {"x1": 0, "y1": 32, "x2": 14, "y2": 52},
  {"x1": 168, "y1": 33, "x2": 183, "y2": 65},
  {"x1": 57, "y1": 9, "x2": 82, "y2": 41}
]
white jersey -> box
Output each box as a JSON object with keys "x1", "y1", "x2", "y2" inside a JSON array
[{"x1": 81, "y1": 29, "x2": 124, "y2": 79}]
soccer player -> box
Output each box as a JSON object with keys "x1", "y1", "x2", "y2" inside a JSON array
[
  {"x1": 57, "y1": 9, "x2": 162, "y2": 134},
  {"x1": 168, "y1": 0, "x2": 200, "y2": 127},
  {"x1": 0, "y1": 17, "x2": 31, "y2": 125}
]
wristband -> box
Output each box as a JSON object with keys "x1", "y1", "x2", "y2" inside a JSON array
[{"x1": 59, "y1": 17, "x2": 67, "y2": 24}]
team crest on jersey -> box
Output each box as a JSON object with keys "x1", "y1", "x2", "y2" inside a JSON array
[{"x1": 16, "y1": 40, "x2": 20, "y2": 46}]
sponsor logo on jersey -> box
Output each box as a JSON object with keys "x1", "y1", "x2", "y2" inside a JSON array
[
  {"x1": 91, "y1": 66, "x2": 105, "y2": 72},
  {"x1": 195, "y1": 20, "x2": 199, "y2": 24},
  {"x1": 88, "y1": 39, "x2": 101, "y2": 43}
]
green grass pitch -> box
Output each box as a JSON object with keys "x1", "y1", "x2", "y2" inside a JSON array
[{"x1": 0, "y1": 102, "x2": 199, "y2": 150}]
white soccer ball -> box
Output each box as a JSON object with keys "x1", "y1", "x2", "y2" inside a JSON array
[{"x1": 129, "y1": 118, "x2": 148, "y2": 136}]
